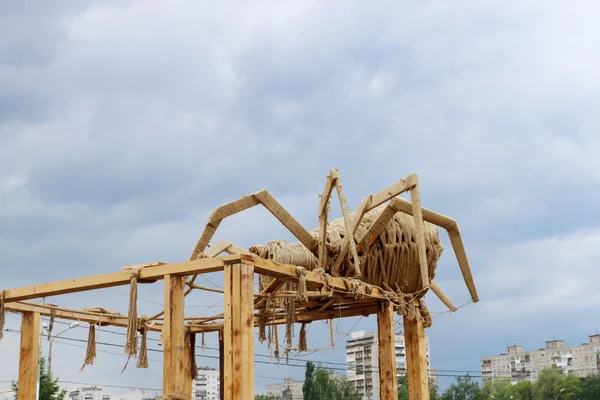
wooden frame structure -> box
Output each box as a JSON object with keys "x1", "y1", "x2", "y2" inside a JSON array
[
  {"x1": 2, "y1": 253, "x2": 450, "y2": 400},
  {"x1": 1, "y1": 170, "x2": 478, "y2": 400}
]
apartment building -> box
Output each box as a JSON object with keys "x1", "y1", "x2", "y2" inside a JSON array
[
  {"x1": 345, "y1": 330, "x2": 431, "y2": 400},
  {"x1": 265, "y1": 378, "x2": 303, "y2": 400},
  {"x1": 194, "y1": 366, "x2": 220, "y2": 400},
  {"x1": 481, "y1": 334, "x2": 600, "y2": 384},
  {"x1": 68, "y1": 387, "x2": 110, "y2": 400}
]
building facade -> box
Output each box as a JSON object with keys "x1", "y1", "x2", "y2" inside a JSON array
[
  {"x1": 481, "y1": 334, "x2": 600, "y2": 384},
  {"x1": 345, "y1": 330, "x2": 431, "y2": 400},
  {"x1": 265, "y1": 378, "x2": 303, "y2": 400},
  {"x1": 68, "y1": 387, "x2": 110, "y2": 400},
  {"x1": 194, "y1": 366, "x2": 220, "y2": 400}
]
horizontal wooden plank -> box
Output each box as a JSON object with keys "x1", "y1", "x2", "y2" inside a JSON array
[
  {"x1": 3, "y1": 257, "x2": 228, "y2": 302},
  {"x1": 188, "y1": 303, "x2": 380, "y2": 334},
  {"x1": 241, "y1": 254, "x2": 391, "y2": 300},
  {"x1": 4, "y1": 302, "x2": 164, "y2": 332}
]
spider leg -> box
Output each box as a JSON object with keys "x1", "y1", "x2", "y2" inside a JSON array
[
  {"x1": 390, "y1": 196, "x2": 478, "y2": 303},
  {"x1": 317, "y1": 171, "x2": 336, "y2": 270},
  {"x1": 329, "y1": 169, "x2": 360, "y2": 277},
  {"x1": 187, "y1": 190, "x2": 318, "y2": 288},
  {"x1": 203, "y1": 240, "x2": 251, "y2": 258},
  {"x1": 189, "y1": 190, "x2": 318, "y2": 260},
  {"x1": 330, "y1": 174, "x2": 420, "y2": 276}
]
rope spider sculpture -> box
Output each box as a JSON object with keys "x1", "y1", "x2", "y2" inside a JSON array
[{"x1": 185, "y1": 169, "x2": 478, "y2": 312}]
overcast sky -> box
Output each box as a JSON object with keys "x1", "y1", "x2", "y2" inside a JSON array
[{"x1": 2, "y1": 0, "x2": 600, "y2": 398}]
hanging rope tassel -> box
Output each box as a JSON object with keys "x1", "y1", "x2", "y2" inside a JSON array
[
  {"x1": 47, "y1": 308, "x2": 56, "y2": 341},
  {"x1": 125, "y1": 267, "x2": 141, "y2": 357},
  {"x1": 329, "y1": 319, "x2": 335, "y2": 348},
  {"x1": 298, "y1": 323, "x2": 308, "y2": 352},
  {"x1": 295, "y1": 267, "x2": 308, "y2": 302},
  {"x1": 201, "y1": 331, "x2": 205, "y2": 352},
  {"x1": 0, "y1": 290, "x2": 5, "y2": 341},
  {"x1": 273, "y1": 325, "x2": 280, "y2": 364},
  {"x1": 186, "y1": 329, "x2": 198, "y2": 380},
  {"x1": 136, "y1": 324, "x2": 149, "y2": 369},
  {"x1": 80, "y1": 324, "x2": 97, "y2": 371},
  {"x1": 285, "y1": 298, "x2": 295, "y2": 350}
]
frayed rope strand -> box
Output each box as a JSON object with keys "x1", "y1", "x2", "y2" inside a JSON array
[
  {"x1": 80, "y1": 324, "x2": 97, "y2": 371},
  {"x1": 125, "y1": 267, "x2": 141, "y2": 357},
  {"x1": 298, "y1": 323, "x2": 308, "y2": 352}
]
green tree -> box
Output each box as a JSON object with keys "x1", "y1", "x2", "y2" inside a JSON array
[
  {"x1": 511, "y1": 380, "x2": 533, "y2": 400},
  {"x1": 303, "y1": 361, "x2": 317, "y2": 400},
  {"x1": 303, "y1": 361, "x2": 360, "y2": 400},
  {"x1": 12, "y1": 357, "x2": 67, "y2": 400},
  {"x1": 397, "y1": 375, "x2": 440, "y2": 400},
  {"x1": 580, "y1": 375, "x2": 600, "y2": 400},
  {"x1": 557, "y1": 374, "x2": 582, "y2": 400},
  {"x1": 440, "y1": 375, "x2": 483, "y2": 400},
  {"x1": 533, "y1": 367, "x2": 563, "y2": 400}
]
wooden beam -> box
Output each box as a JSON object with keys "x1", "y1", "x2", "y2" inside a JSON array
[
  {"x1": 163, "y1": 275, "x2": 186, "y2": 397},
  {"x1": 378, "y1": 301, "x2": 398, "y2": 400},
  {"x1": 223, "y1": 264, "x2": 254, "y2": 400},
  {"x1": 18, "y1": 311, "x2": 40, "y2": 400},
  {"x1": 3, "y1": 257, "x2": 227, "y2": 302},
  {"x1": 4, "y1": 302, "x2": 163, "y2": 332},
  {"x1": 219, "y1": 329, "x2": 224, "y2": 400},
  {"x1": 404, "y1": 301, "x2": 429, "y2": 400},
  {"x1": 188, "y1": 303, "x2": 380, "y2": 334},
  {"x1": 241, "y1": 254, "x2": 392, "y2": 300},
  {"x1": 183, "y1": 333, "x2": 193, "y2": 400},
  {"x1": 429, "y1": 281, "x2": 457, "y2": 312},
  {"x1": 223, "y1": 264, "x2": 232, "y2": 400},
  {"x1": 390, "y1": 197, "x2": 478, "y2": 303}
]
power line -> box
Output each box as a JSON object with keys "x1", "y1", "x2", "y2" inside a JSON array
[
  {"x1": 8, "y1": 326, "x2": 600, "y2": 379},
  {"x1": 0, "y1": 328, "x2": 488, "y2": 378}
]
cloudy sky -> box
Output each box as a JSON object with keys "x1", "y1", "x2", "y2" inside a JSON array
[{"x1": 2, "y1": 0, "x2": 600, "y2": 397}]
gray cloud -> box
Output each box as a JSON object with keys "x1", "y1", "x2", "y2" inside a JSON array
[{"x1": 2, "y1": 0, "x2": 600, "y2": 395}]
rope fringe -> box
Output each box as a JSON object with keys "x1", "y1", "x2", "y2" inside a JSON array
[
  {"x1": 137, "y1": 327, "x2": 148, "y2": 369},
  {"x1": 47, "y1": 308, "x2": 56, "y2": 341},
  {"x1": 80, "y1": 324, "x2": 97, "y2": 371},
  {"x1": 298, "y1": 323, "x2": 308, "y2": 352},
  {"x1": 186, "y1": 329, "x2": 198, "y2": 380},
  {"x1": 329, "y1": 319, "x2": 335, "y2": 348},
  {"x1": 125, "y1": 267, "x2": 141, "y2": 357},
  {"x1": 296, "y1": 267, "x2": 308, "y2": 302}
]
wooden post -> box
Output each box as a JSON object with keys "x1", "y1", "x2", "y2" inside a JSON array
[
  {"x1": 163, "y1": 275, "x2": 186, "y2": 397},
  {"x1": 219, "y1": 329, "x2": 224, "y2": 400},
  {"x1": 377, "y1": 301, "x2": 398, "y2": 400},
  {"x1": 184, "y1": 331, "x2": 193, "y2": 400},
  {"x1": 223, "y1": 263, "x2": 254, "y2": 400},
  {"x1": 18, "y1": 312, "x2": 40, "y2": 400},
  {"x1": 404, "y1": 301, "x2": 429, "y2": 400}
]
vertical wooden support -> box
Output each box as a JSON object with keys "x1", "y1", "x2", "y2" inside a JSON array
[
  {"x1": 18, "y1": 311, "x2": 40, "y2": 400},
  {"x1": 404, "y1": 301, "x2": 429, "y2": 400},
  {"x1": 377, "y1": 301, "x2": 398, "y2": 400},
  {"x1": 224, "y1": 263, "x2": 254, "y2": 400},
  {"x1": 163, "y1": 275, "x2": 186, "y2": 397},
  {"x1": 184, "y1": 331, "x2": 193, "y2": 400},
  {"x1": 219, "y1": 329, "x2": 224, "y2": 400}
]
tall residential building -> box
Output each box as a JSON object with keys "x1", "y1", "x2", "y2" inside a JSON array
[
  {"x1": 266, "y1": 378, "x2": 303, "y2": 400},
  {"x1": 264, "y1": 373, "x2": 343, "y2": 400},
  {"x1": 68, "y1": 387, "x2": 110, "y2": 400},
  {"x1": 481, "y1": 334, "x2": 600, "y2": 384},
  {"x1": 345, "y1": 330, "x2": 431, "y2": 400},
  {"x1": 194, "y1": 366, "x2": 220, "y2": 400}
]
